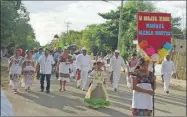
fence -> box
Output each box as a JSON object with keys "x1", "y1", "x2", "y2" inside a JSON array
[{"x1": 171, "y1": 39, "x2": 186, "y2": 80}]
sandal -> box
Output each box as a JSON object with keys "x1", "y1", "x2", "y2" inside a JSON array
[{"x1": 59, "y1": 88, "x2": 62, "y2": 92}]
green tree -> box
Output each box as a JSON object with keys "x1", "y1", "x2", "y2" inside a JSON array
[{"x1": 1, "y1": 0, "x2": 40, "y2": 52}]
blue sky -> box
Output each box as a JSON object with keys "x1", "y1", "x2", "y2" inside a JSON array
[{"x1": 23, "y1": 1, "x2": 186, "y2": 46}]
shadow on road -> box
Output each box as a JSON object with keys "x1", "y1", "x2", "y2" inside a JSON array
[{"x1": 17, "y1": 91, "x2": 86, "y2": 115}]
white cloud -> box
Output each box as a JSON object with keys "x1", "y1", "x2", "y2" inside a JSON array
[{"x1": 23, "y1": 1, "x2": 186, "y2": 46}]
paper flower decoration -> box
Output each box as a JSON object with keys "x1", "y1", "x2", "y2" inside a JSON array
[
  {"x1": 144, "y1": 55, "x2": 152, "y2": 61},
  {"x1": 144, "y1": 46, "x2": 156, "y2": 56},
  {"x1": 151, "y1": 53, "x2": 159, "y2": 62},
  {"x1": 139, "y1": 40, "x2": 149, "y2": 49},
  {"x1": 163, "y1": 42, "x2": 173, "y2": 51},
  {"x1": 158, "y1": 48, "x2": 169, "y2": 58}
]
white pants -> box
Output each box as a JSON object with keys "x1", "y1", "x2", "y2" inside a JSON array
[
  {"x1": 163, "y1": 72, "x2": 172, "y2": 92},
  {"x1": 113, "y1": 72, "x2": 120, "y2": 89},
  {"x1": 80, "y1": 71, "x2": 88, "y2": 90}
]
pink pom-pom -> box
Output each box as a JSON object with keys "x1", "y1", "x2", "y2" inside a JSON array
[{"x1": 144, "y1": 47, "x2": 156, "y2": 56}]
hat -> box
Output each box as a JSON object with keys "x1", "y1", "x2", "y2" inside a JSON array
[
  {"x1": 115, "y1": 50, "x2": 120, "y2": 53},
  {"x1": 81, "y1": 47, "x2": 87, "y2": 51}
]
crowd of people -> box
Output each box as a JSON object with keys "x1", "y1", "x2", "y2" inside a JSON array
[{"x1": 6, "y1": 46, "x2": 176, "y2": 116}]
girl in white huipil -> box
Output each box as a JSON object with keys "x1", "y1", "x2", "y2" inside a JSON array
[
  {"x1": 22, "y1": 50, "x2": 35, "y2": 92},
  {"x1": 56, "y1": 49, "x2": 72, "y2": 91},
  {"x1": 131, "y1": 57, "x2": 156, "y2": 116},
  {"x1": 8, "y1": 49, "x2": 24, "y2": 94}
]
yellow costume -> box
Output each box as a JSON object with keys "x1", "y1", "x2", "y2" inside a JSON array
[{"x1": 84, "y1": 70, "x2": 110, "y2": 108}]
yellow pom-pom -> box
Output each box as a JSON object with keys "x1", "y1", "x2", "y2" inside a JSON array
[{"x1": 158, "y1": 48, "x2": 169, "y2": 58}]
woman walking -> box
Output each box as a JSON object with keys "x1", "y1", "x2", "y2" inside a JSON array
[
  {"x1": 8, "y1": 49, "x2": 24, "y2": 94},
  {"x1": 131, "y1": 57, "x2": 157, "y2": 116},
  {"x1": 84, "y1": 61, "x2": 110, "y2": 109},
  {"x1": 56, "y1": 49, "x2": 72, "y2": 91},
  {"x1": 22, "y1": 50, "x2": 35, "y2": 92}
]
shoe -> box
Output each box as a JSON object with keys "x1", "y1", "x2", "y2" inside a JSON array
[
  {"x1": 82, "y1": 89, "x2": 86, "y2": 91},
  {"x1": 40, "y1": 89, "x2": 44, "y2": 92},
  {"x1": 59, "y1": 88, "x2": 62, "y2": 92},
  {"x1": 77, "y1": 86, "x2": 80, "y2": 89},
  {"x1": 46, "y1": 90, "x2": 50, "y2": 93},
  {"x1": 114, "y1": 88, "x2": 117, "y2": 92},
  {"x1": 166, "y1": 91, "x2": 169, "y2": 94}
]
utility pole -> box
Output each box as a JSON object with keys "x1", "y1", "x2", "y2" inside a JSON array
[
  {"x1": 65, "y1": 22, "x2": 71, "y2": 35},
  {"x1": 117, "y1": 0, "x2": 123, "y2": 50}
]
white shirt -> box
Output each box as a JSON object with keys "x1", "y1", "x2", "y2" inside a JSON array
[
  {"x1": 38, "y1": 54, "x2": 55, "y2": 74},
  {"x1": 109, "y1": 56, "x2": 126, "y2": 73},
  {"x1": 161, "y1": 60, "x2": 176, "y2": 74},
  {"x1": 1, "y1": 88, "x2": 14, "y2": 116},
  {"x1": 76, "y1": 54, "x2": 92, "y2": 71}
]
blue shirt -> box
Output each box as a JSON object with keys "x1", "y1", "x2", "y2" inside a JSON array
[{"x1": 34, "y1": 52, "x2": 43, "y2": 63}]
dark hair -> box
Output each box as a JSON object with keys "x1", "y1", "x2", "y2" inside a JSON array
[
  {"x1": 134, "y1": 57, "x2": 145, "y2": 70},
  {"x1": 39, "y1": 48, "x2": 43, "y2": 51},
  {"x1": 132, "y1": 53, "x2": 137, "y2": 56}
]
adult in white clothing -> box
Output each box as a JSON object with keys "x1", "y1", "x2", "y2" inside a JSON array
[
  {"x1": 1, "y1": 87, "x2": 14, "y2": 116},
  {"x1": 161, "y1": 55, "x2": 176, "y2": 94},
  {"x1": 109, "y1": 50, "x2": 126, "y2": 91},
  {"x1": 76, "y1": 47, "x2": 92, "y2": 91}
]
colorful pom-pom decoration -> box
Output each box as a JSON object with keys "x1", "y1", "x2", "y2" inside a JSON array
[
  {"x1": 144, "y1": 56, "x2": 152, "y2": 61},
  {"x1": 163, "y1": 42, "x2": 173, "y2": 51},
  {"x1": 151, "y1": 53, "x2": 159, "y2": 62},
  {"x1": 139, "y1": 40, "x2": 149, "y2": 49},
  {"x1": 144, "y1": 46, "x2": 156, "y2": 56},
  {"x1": 158, "y1": 48, "x2": 169, "y2": 58}
]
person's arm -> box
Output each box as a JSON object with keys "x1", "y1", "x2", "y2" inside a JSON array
[
  {"x1": 126, "y1": 61, "x2": 130, "y2": 75},
  {"x1": 76, "y1": 55, "x2": 80, "y2": 70},
  {"x1": 51, "y1": 56, "x2": 55, "y2": 65},
  {"x1": 36, "y1": 56, "x2": 41, "y2": 73},
  {"x1": 132, "y1": 75, "x2": 154, "y2": 95},
  {"x1": 109, "y1": 57, "x2": 113, "y2": 72},
  {"x1": 161, "y1": 61, "x2": 164, "y2": 76},
  {"x1": 56, "y1": 60, "x2": 60, "y2": 73}
]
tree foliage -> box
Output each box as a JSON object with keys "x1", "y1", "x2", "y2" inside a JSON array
[
  {"x1": 1, "y1": 0, "x2": 40, "y2": 52},
  {"x1": 50, "y1": 1, "x2": 184, "y2": 59}
]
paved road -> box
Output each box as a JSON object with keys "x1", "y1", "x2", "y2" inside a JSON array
[{"x1": 3, "y1": 73, "x2": 186, "y2": 116}]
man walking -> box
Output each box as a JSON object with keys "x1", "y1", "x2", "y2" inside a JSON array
[
  {"x1": 76, "y1": 47, "x2": 92, "y2": 91},
  {"x1": 36, "y1": 48, "x2": 55, "y2": 93},
  {"x1": 109, "y1": 50, "x2": 126, "y2": 92},
  {"x1": 161, "y1": 55, "x2": 176, "y2": 94}
]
